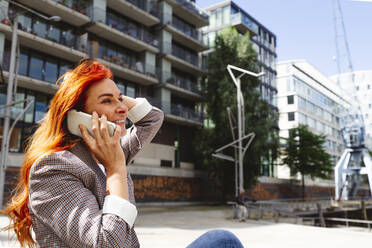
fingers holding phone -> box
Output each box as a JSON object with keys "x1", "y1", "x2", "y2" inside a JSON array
[{"x1": 79, "y1": 111, "x2": 126, "y2": 175}]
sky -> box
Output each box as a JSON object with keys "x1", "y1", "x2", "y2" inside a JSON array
[{"x1": 197, "y1": 0, "x2": 372, "y2": 77}]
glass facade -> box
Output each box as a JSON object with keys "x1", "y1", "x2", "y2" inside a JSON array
[
  {"x1": 2, "y1": 43, "x2": 74, "y2": 83},
  {"x1": 0, "y1": 87, "x2": 52, "y2": 152},
  {"x1": 15, "y1": 6, "x2": 79, "y2": 50},
  {"x1": 203, "y1": 2, "x2": 277, "y2": 110},
  {"x1": 172, "y1": 42, "x2": 198, "y2": 67},
  {"x1": 278, "y1": 62, "x2": 347, "y2": 169},
  {"x1": 106, "y1": 8, "x2": 158, "y2": 47}
]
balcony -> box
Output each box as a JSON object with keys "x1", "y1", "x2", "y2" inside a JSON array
[
  {"x1": 158, "y1": 72, "x2": 204, "y2": 101},
  {"x1": 147, "y1": 98, "x2": 203, "y2": 127},
  {"x1": 163, "y1": 43, "x2": 203, "y2": 75},
  {"x1": 107, "y1": 0, "x2": 160, "y2": 27},
  {"x1": 16, "y1": 0, "x2": 91, "y2": 26},
  {"x1": 0, "y1": 23, "x2": 85, "y2": 63},
  {"x1": 2, "y1": 71, "x2": 58, "y2": 95},
  {"x1": 86, "y1": 22, "x2": 159, "y2": 53},
  {"x1": 89, "y1": 50, "x2": 158, "y2": 85},
  {"x1": 230, "y1": 12, "x2": 259, "y2": 37},
  {"x1": 164, "y1": 0, "x2": 208, "y2": 28},
  {"x1": 165, "y1": 21, "x2": 207, "y2": 52}
]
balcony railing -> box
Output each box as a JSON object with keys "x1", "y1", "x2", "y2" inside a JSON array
[
  {"x1": 170, "y1": 19, "x2": 205, "y2": 45},
  {"x1": 146, "y1": 97, "x2": 204, "y2": 123},
  {"x1": 174, "y1": 0, "x2": 208, "y2": 22},
  {"x1": 53, "y1": 0, "x2": 91, "y2": 16},
  {"x1": 10, "y1": 7, "x2": 79, "y2": 50},
  {"x1": 87, "y1": 43, "x2": 157, "y2": 78},
  {"x1": 170, "y1": 103, "x2": 203, "y2": 123},
  {"x1": 126, "y1": 0, "x2": 146, "y2": 11},
  {"x1": 165, "y1": 76, "x2": 202, "y2": 95},
  {"x1": 172, "y1": 44, "x2": 199, "y2": 67},
  {"x1": 106, "y1": 13, "x2": 159, "y2": 48},
  {"x1": 230, "y1": 12, "x2": 259, "y2": 35}
]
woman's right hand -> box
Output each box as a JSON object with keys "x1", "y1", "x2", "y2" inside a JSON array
[
  {"x1": 80, "y1": 111, "x2": 129, "y2": 200},
  {"x1": 79, "y1": 111, "x2": 125, "y2": 176}
]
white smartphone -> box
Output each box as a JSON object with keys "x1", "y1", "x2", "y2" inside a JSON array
[{"x1": 67, "y1": 109, "x2": 116, "y2": 138}]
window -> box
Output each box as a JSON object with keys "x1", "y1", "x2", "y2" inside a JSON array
[
  {"x1": 216, "y1": 8, "x2": 222, "y2": 26},
  {"x1": 209, "y1": 10, "x2": 216, "y2": 27},
  {"x1": 19, "y1": 52, "x2": 28, "y2": 76},
  {"x1": 117, "y1": 84, "x2": 125, "y2": 95},
  {"x1": 59, "y1": 62, "x2": 72, "y2": 78},
  {"x1": 35, "y1": 95, "x2": 48, "y2": 122},
  {"x1": 29, "y1": 55, "x2": 43, "y2": 80},
  {"x1": 33, "y1": 19, "x2": 47, "y2": 38},
  {"x1": 47, "y1": 25, "x2": 61, "y2": 43},
  {"x1": 222, "y1": 6, "x2": 230, "y2": 25},
  {"x1": 19, "y1": 14, "x2": 32, "y2": 32},
  {"x1": 287, "y1": 95, "x2": 294, "y2": 104},
  {"x1": 25, "y1": 94, "x2": 35, "y2": 123},
  {"x1": 11, "y1": 91, "x2": 25, "y2": 120},
  {"x1": 44, "y1": 58, "x2": 58, "y2": 83},
  {"x1": 126, "y1": 84, "x2": 135, "y2": 98},
  {"x1": 288, "y1": 112, "x2": 295, "y2": 121}
]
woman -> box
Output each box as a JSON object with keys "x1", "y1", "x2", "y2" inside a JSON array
[{"x1": 1, "y1": 60, "x2": 244, "y2": 248}]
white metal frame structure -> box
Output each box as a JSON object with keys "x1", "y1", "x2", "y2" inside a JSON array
[
  {"x1": 212, "y1": 64, "x2": 263, "y2": 195},
  {"x1": 333, "y1": 0, "x2": 372, "y2": 200}
]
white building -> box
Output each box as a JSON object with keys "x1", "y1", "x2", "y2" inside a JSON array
[
  {"x1": 276, "y1": 60, "x2": 350, "y2": 179},
  {"x1": 330, "y1": 71, "x2": 372, "y2": 149}
]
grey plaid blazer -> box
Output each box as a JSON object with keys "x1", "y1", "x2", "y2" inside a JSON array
[{"x1": 28, "y1": 107, "x2": 164, "y2": 248}]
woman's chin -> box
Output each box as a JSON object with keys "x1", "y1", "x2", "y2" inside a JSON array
[{"x1": 117, "y1": 124, "x2": 127, "y2": 136}]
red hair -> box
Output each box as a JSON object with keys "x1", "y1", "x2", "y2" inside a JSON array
[{"x1": 0, "y1": 60, "x2": 112, "y2": 247}]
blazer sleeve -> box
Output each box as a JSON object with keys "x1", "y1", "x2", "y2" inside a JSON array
[
  {"x1": 28, "y1": 154, "x2": 139, "y2": 248},
  {"x1": 120, "y1": 98, "x2": 164, "y2": 164}
]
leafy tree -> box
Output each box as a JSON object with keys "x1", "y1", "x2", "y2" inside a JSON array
[
  {"x1": 283, "y1": 125, "x2": 333, "y2": 198},
  {"x1": 193, "y1": 27, "x2": 279, "y2": 199}
]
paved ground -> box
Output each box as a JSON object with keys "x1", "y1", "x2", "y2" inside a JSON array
[{"x1": 0, "y1": 205, "x2": 371, "y2": 248}]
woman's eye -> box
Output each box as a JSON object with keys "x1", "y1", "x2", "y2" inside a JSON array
[{"x1": 102, "y1": 99, "x2": 111, "y2": 103}]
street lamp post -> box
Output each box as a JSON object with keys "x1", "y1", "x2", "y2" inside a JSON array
[{"x1": 0, "y1": 1, "x2": 60, "y2": 207}]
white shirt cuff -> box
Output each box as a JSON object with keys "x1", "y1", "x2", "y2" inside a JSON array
[
  {"x1": 127, "y1": 98, "x2": 152, "y2": 123},
  {"x1": 102, "y1": 195, "x2": 138, "y2": 228}
]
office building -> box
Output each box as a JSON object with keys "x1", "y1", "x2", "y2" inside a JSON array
[
  {"x1": 276, "y1": 60, "x2": 349, "y2": 179},
  {"x1": 0, "y1": 0, "x2": 209, "y2": 203}
]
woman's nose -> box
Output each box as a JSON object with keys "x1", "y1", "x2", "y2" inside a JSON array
[{"x1": 117, "y1": 101, "x2": 128, "y2": 114}]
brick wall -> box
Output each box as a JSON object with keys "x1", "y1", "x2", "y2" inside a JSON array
[
  {"x1": 3, "y1": 167, "x2": 370, "y2": 204},
  {"x1": 131, "y1": 174, "x2": 203, "y2": 202},
  {"x1": 3, "y1": 167, "x2": 19, "y2": 203},
  {"x1": 248, "y1": 181, "x2": 370, "y2": 200}
]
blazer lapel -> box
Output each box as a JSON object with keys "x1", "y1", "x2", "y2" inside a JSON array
[{"x1": 69, "y1": 141, "x2": 106, "y2": 205}]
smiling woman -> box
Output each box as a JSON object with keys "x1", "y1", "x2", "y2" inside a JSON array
[
  {"x1": 0, "y1": 59, "x2": 245, "y2": 248},
  {"x1": 0, "y1": 59, "x2": 164, "y2": 247}
]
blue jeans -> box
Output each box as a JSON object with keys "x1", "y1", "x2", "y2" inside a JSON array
[{"x1": 186, "y1": 230, "x2": 244, "y2": 248}]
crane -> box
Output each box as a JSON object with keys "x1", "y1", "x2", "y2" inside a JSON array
[{"x1": 333, "y1": 0, "x2": 372, "y2": 200}]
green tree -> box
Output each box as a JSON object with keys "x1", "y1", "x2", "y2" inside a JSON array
[
  {"x1": 283, "y1": 125, "x2": 333, "y2": 198},
  {"x1": 194, "y1": 27, "x2": 279, "y2": 199}
]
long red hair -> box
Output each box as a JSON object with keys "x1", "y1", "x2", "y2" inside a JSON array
[{"x1": 0, "y1": 60, "x2": 112, "y2": 247}]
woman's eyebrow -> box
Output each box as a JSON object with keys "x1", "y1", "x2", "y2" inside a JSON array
[
  {"x1": 98, "y1": 93, "x2": 123, "y2": 99},
  {"x1": 97, "y1": 93, "x2": 113, "y2": 99}
]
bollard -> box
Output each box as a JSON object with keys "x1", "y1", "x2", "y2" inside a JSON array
[
  {"x1": 233, "y1": 204, "x2": 238, "y2": 220},
  {"x1": 360, "y1": 201, "x2": 370, "y2": 229},
  {"x1": 317, "y1": 203, "x2": 326, "y2": 227}
]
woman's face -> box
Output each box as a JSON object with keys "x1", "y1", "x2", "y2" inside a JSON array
[{"x1": 83, "y1": 78, "x2": 128, "y2": 136}]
